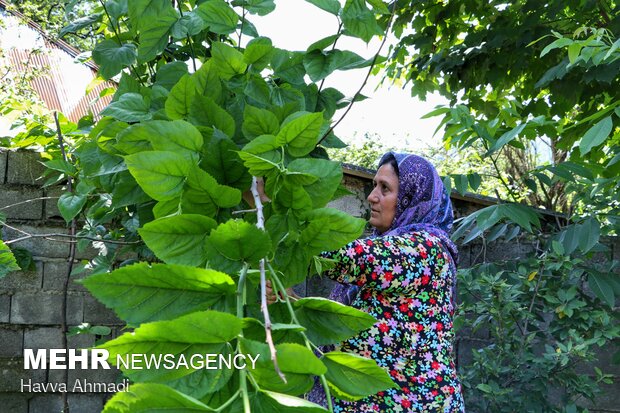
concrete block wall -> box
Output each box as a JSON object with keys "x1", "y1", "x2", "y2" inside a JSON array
[{"x1": 0, "y1": 150, "x2": 124, "y2": 412}]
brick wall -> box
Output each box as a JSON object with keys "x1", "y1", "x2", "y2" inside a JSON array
[
  {"x1": 0, "y1": 150, "x2": 123, "y2": 412},
  {"x1": 1, "y1": 150, "x2": 618, "y2": 412}
]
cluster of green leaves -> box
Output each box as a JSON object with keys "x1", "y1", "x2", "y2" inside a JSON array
[
  {"x1": 1, "y1": 0, "x2": 404, "y2": 412},
  {"x1": 379, "y1": 1, "x2": 620, "y2": 411}
]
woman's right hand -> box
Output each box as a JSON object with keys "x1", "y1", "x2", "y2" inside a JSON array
[
  {"x1": 266, "y1": 279, "x2": 279, "y2": 305},
  {"x1": 266, "y1": 280, "x2": 299, "y2": 304}
]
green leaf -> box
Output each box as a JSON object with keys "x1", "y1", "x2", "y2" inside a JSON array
[
  {"x1": 155, "y1": 61, "x2": 189, "y2": 91},
  {"x1": 166, "y1": 74, "x2": 196, "y2": 120},
  {"x1": 208, "y1": 219, "x2": 272, "y2": 262},
  {"x1": 82, "y1": 263, "x2": 234, "y2": 324},
  {"x1": 468, "y1": 173, "x2": 482, "y2": 192},
  {"x1": 304, "y1": 0, "x2": 341, "y2": 15},
  {"x1": 242, "y1": 106, "x2": 280, "y2": 139},
  {"x1": 211, "y1": 42, "x2": 248, "y2": 80},
  {"x1": 239, "y1": 338, "x2": 326, "y2": 395},
  {"x1": 244, "y1": 390, "x2": 328, "y2": 413},
  {"x1": 244, "y1": 37, "x2": 274, "y2": 70},
  {"x1": 183, "y1": 167, "x2": 242, "y2": 214},
  {"x1": 540, "y1": 37, "x2": 573, "y2": 57},
  {"x1": 171, "y1": 11, "x2": 206, "y2": 39},
  {"x1": 128, "y1": 0, "x2": 177, "y2": 63},
  {"x1": 139, "y1": 215, "x2": 217, "y2": 265},
  {"x1": 101, "y1": 93, "x2": 152, "y2": 122},
  {"x1": 303, "y1": 49, "x2": 372, "y2": 82},
  {"x1": 488, "y1": 123, "x2": 526, "y2": 154},
  {"x1": 341, "y1": 0, "x2": 383, "y2": 43},
  {"x1": 579, "y1": 116, "x2": 613, "y2": 155},
  {"x1": 276, "y1": 112, "x2": 323, "y2": 157},
  {"x1": 453, "y1": 174, "x2": 468, "y2": 195},
  {"x1": 57, "y1": 193, "x2": 87, "y2": 222},
  {"x1": 288, "y1": 158, "x2": 342, "y2": 208},
  {"x1": 125, "y1": 151, "x2": 191, "y2": 201},
  {"x1": 189, "y1": 96, "x2": 236, "y2": 137},
  {"x1": 238, "y1": 150, "x2": 281, "y2": 176},
  {"x1": 43, "y1": 159, "x2": 77, "y2": 176},
  {"x1": 103, "y1": 383, "x2": 216, "y2": 413},
  {"x1": 60, "y1": 13, "x2": 103, "y2": 37},
  {"x1": 588, "y1": 271, "x2": 615, "y2": 307},
  {"x1": 101, "y1": 311, "x2": 240, "y2": 383},
  {"x1": 91, "y1": 39, "x2": 137, "y2": 80},
  {"x1": 307, "y1": 35, "x2": 339, "y2": 52},
  {"x1": 200, "y1": 134, "x2": 251, "y2": 190},
  {"x1": 300, "y1": 208, "x2": 365, "y2": 256},
  {"x1": 192, "y1": 60, "x2": 223, "y2": 103},
  {"x1": 118, "y1": 120, "x2": 203, "y2": 159},
  {"x1": 0, "y1": 240, "x2": 20, "y2": 278},
  {"x1": 322, "y1": 351, "x2": 396, "y2": 401},
  {"x1": 500, "y1": 204, "x2": 540, "y2": 232},
  {"x1": 294, "y1": 297, "x2": 376, "y2": 345},
  {"x1": 233, "y1": 0, "x2": 276, "y2": 16},
  {"x1": 578, "y1": 217, "x2": 601, "y2": 253},
  {"x1": 196, "y1": 0, "x2": 239, "y2": 35}
]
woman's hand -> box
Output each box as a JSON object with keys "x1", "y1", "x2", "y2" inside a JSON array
[{"x1": 266, "y1": 280, "x2": 299, "y2": 304}]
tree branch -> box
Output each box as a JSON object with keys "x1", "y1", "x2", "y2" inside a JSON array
[{"x1": 251, "y1": 177, "x2": 286, "y2": 384}]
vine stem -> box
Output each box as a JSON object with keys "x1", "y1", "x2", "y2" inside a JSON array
[
  {"x1": 54, "y1": 112, "x2": 75, "y2": 413},
  {"x1": 236, "y1": 263, "x2": 251, "y2": 413},
  {"x1": 251, "y1": 177, "x2": 287, "y2": 383},
  {"x1": 317, "y1": 5, "x2": 396, "y2": 146},
  {"x1": 1, "y1": 222, "x2": 140, "y2": 246},
  {"x1": 0, "y1": 196, "x2": 59, "y2": 211},
  {"x1": 267, "y1": 263, "x2": 334, "y2": 413}
]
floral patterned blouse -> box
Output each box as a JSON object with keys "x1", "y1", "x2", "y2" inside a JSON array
[{"x1": 323, "y1": 230, "x2": 465, "y2": 413}]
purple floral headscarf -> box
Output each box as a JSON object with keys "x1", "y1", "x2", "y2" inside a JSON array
[{"x1": 375, "y1": 152, "x2": 458, "y2": 265}]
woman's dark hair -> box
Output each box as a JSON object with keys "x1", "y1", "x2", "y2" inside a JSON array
[{"x1": 378, "y1": 153, "x2": 399, "y2": 177}]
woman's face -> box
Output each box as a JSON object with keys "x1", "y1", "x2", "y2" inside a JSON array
[{"x1": 367, "y1": 163, "x2": 399, "y2": 233}]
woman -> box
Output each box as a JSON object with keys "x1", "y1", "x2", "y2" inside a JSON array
[{"x1": 270, "y1": 152, "x2": 465, "y2": 412}]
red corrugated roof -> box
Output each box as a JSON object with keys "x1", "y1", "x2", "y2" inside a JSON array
[{"x1": 0, "y1": 0, "x2": 115, "y2": 122}]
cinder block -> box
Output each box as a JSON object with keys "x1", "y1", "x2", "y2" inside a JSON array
[
  {"x1": 0, "y1": 358, "x2": 46, "y2": 392},
  {"x1": 43, "y1": 186, "x2": 63, "y2": 220},
  {"x1": 0, "y1": 150, "x2": 7, "y2": 184},
  {"x1": 0, "y1": 327, "x2": 24, "y2": 357},
  {"x1": 2, "y1": 224, "x2": 70, "y2": 258},
  {"x1": 83, "y1": 295, "x2": 122, "y2": 325},
  {"x1": 457, "y1": 245, "x2": 472, "y2": 269},
  {"x1": 28, "y1": 395, "x2": 63, "y2": 413},
  {"x1": 68, "y1": 394, "x2": 105, "y2": 413},
  {"x1": 0, "y1": 294, "x2": 10, "y2": 322},
  {"x1": 43, "y1": 260, "x2": 88, "y2": 292},
  {"x1": 0, "y1": 186, "x2": 44, "y2": 220},
  {"x1": 10, "y1": 292, "x2": 83, "y2": 325},
  {"x1": 5, "y1": 151, "x2": 46, "y2": 186},
  {"x1": 67, "y1": 330, "x2": 96, "y2": 349},
  {"x1": 23, "y1": 327, "x2": 63, "y2": 351},
  {"x1": 485, "y1": 241, "x2": 535, "y2": 263},
  {"x1": 0, "y1": 261, "x2": 43, "y2": 291},
  {"x1": 0, "y1": 392, "x2": 29, "y2": 413}
]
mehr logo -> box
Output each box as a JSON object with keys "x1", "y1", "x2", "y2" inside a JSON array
[{"x1": 24, "y1": 349, "x2": 111, "y2": 370}]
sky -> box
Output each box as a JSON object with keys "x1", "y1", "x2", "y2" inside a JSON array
[{"x1": 251, "y1": 0, "x2": 448, "y2": 151}]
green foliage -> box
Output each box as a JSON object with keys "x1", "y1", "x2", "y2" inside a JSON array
[
  {"x1": 0, "y1": 1, "x2": 396, "y2": 411},
  {"x1": 0, "y1": 240, "x2": 20, "y2": 278}
]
